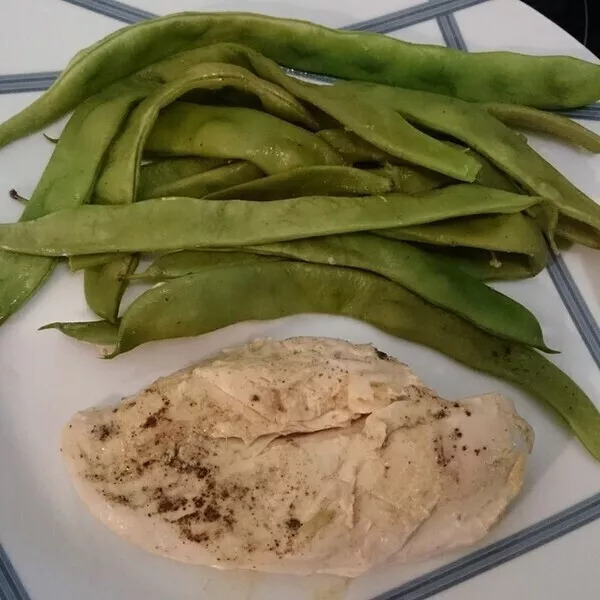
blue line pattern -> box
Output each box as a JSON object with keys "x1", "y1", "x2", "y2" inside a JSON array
[
  {"x1": 557, "y1": 104, "x2": 600, "y2": 122},
  {"x1": 340, "y1": 0, "x2": 490, "y2": 33},
  {"x1": 0, "y1": 545, "x2": 31, "y2": 600},
  {"x1": 1, "y1": 2, "x2": 599, "y2": 600},
  {"x1": 62, "y1": 0, "x2": 154, "y2": 23},
  {"x1": 375, "y1": 492, "x2": 600, "y2": 600},
  {"x1": 547, "y1": 250, "x2": 600, "y2": 368},
  {"x1": 437, "y1": 12, "x2": 467, "y2": 50},
  {"x1": 0, "y1": 73, "x2": 59, "y2": 94}
]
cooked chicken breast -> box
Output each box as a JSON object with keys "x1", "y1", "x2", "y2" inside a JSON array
[{"x1": 61, "y1": 337, "x2": 533, "y2": 577}]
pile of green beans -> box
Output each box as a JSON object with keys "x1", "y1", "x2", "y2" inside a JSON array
[{"x1": 1, "y1": 13, "x2": 599, "y2": 459}]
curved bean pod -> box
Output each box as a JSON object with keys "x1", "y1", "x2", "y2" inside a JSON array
[
  {"x1": 0, "y1": 80, "x2": 152, "y2": 324},
  {"x1": 342, "y1": 82, "x2": 600, "y2": 246},
  {"x1": 140, "y1": 162, "x2": 263, "y2": 200},
  {"x1": 103, "y1": 261, "x2": 599, "y2": 459},
  {"x1": 96, "y1": 62, "x2": 318, "y2": 205},
  {"x1": 246, "y1": 234, "x2": 551, "y2": 350},
  {"x1": 130, "y1": 250, "x2": 283, "y2": 281},
  {"x1": 138, "y1": 157, "x2": 226, "y2": 200},
  {"x1": 0, "y1": 186, "x2": 542, "y2": 256},
  {"x1": 145, "y1": 103, "x2": 343, "y2": 174},
  {"x1": 40, "y1": 320, "x2": 118, "y2": 346},
  {"x1": 1, "y1": 12, "x2": 599, "y2": 147},
  {"x1": 482, "y1": 103, "x2": 600, "y2": 152},
  {"x1": 205, "y1": 166, "x2": 393, "y2": 200}
]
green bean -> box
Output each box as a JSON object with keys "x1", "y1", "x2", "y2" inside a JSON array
[
  {"x1": 368, "y1": 164, "x2": 449, "y2": 194},
  {"x1": 2, "y1": 13, "x2": 599, "y2": 148},
  {"x1": 379, "y1": 213, "x2": 547, "y2": 280},
  {"x1": 140, "y1": 162, "x2": 263, "y2": 200},
  {"x1": 0, "y1": 186, "x2": 542, "y2": 256},
  {"x1": 40, "y1": 320, "x2": 118, "y2": 346},
  {"x1": 205, "y1": 166, "x2": 392, "y2": 200},
  {"x1": 69, "y1": 253, "x2": 128, "y2": 271},
  {"x1": 0, "y1": 80, "x2": 152, "y2": 325},
  {"x1": 138, "y1": 158, "x2": 226, "y2": 200},
  {"x1": 145, "y1": 103, "x2": 343, "y2": 174},
  {"x1": 130, "y1": 250, "x2": 283, "y2": 281},
  {"x1": 246, "y1": 234, "x2": 550, "y2": 350},
  {"x1": 96, "y1": 62, "x2": 318, "y2": 205},
  {"x1": 212, "y1": 50, "x2": 481, "y2": 181},
  {"x1": 317, "y1": 129, "x2": 391, "y2": 164},
  {"x1": 425, "y1": 246, "x2": 546, "y2": 281},
  {"x1": 482, "y1": 103, "x2": 600, "y2": 152},
  {"x1": 342, "y1": 82, "x2": 600, "y2": 246},
  {"x1": 95, "y1": 261, "x2": 598, "y2": 459},
  {"x1": 555, "y1": 216, "x2": 600, "y2": 250},
  {"x1": 84, "y1": 254, "x2": 139, "y2": 324}
]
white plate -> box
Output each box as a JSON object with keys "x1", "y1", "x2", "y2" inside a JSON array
[{"x1": 1, "y1": 1, "x2": 599, "y2": 599}]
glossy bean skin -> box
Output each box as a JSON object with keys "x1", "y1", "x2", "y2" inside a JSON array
[
  {"x1": 84, "y1": 254, "x2": 139, "y2": 324},
  {"x1": 342, "y1": 82, "x2": 600, "y2": 246},
  {"x1": 246, "y1": 234, "x2": 550, "y2": 350},
  {"x1": 140, "y1": 162, "x2": 263, "y2": 200},
  {"x1": 481, "y1": 103, "x2": 600, "y2": 153},
  {"x1": 0, "y1": 80, "x2": 152, "y2": 325},
  {"x1": 316, "y1": 129, "x2": 391, "y2": 164},
  {"x1": 1, "y1": 13, "x2": 599, "y2": 147},
  {"x1": 145, "y1": 103, "x2": 343, "y2": 174},
  {"x1": 96, "y1": 261, "x2": 599, "y2": 459},
  {"x1": 368, "y1": 164, "x2": 449, "y2": 194},
  {"x1": 40, "y1": 320, "x2": 118, "y2": 346},
  {"x1": 96, "y1": 62, "x2": 318, "y2": 205},
  {"x1": 205, "y1": 166, "x2": 393, "y2": 200},
  {"x1": 69, "y1": 253, "x2": 128, "y2": 271},
  {"x1": 138, "y1": 157, "x2": 226, "y2": 200},
  {"x1": 0, "y1": 186, "x2": 541, "y2": 256},
  {"x1": 130, "y1": 250, "x2": 283, "y2": 281},
  {"x1": 379, "y1": 213, "x2": 547, "y2": 280}
]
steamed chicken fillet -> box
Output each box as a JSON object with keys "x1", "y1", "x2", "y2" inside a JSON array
[{"x1": 61, "y1": 337, "x2": 533, "y2": 577}]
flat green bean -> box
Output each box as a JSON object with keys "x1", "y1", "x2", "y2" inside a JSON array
[
  {"x1": 130, "y1": 250, "x2": 283, "y2": 281},
  {"x1": 0, "y1": 186, "x2": 542, "y2": 256},
  {"x1": 205, "y1": 166, "x2": 392, "y2": 200},
  {"x1": 379, "y1": 213, "x2": 547, "y2": 280},
  {"x1": 140, "y1": 162, "x2": 263, "y2": 200},
  {"x1": 40, "y1": 320, "x2": 118, "y2": 346},
  {"x1": 145, "y1": 103, "x2": 343, "y2": 174},
  {"x1": 342, "y1": 82, "x2": 600, "y2": 246},
  {"x1": 138, "y1": 157, "x2": 226, "y2": 200},
  {"x1": 2, "y1": 13, "x2": 599, "y2": 148},
  {"x1": 98, "y1": 261, "x2": 599, "y2": 459},
  {"x1": 69, "y1": 253, "x2": 128, "y2": 271},
  {"x1": 0, "y1": 80, "x2": 152, "y2": 324},
  {"x1": 482, "y1": 103, "x2": 600, "y2": 152},
  {"x1": 96, "y1": 62, "x2": 318, "y2": 205},
  {"x1": 247, "y1": 234, "x2": 551, "y2": 350},
  {"x1": 317, "y1": 129, "x2": 391, "y2": 164},
  {"x1": 84, "y1": 254, "x2": 139, "y2": 324},
  {"x1": 368, "y1": 164, "x2": 449, "y2": 194}
]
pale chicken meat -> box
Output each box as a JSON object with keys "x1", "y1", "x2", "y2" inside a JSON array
[{"x1": 61, "y1": 337, "x2": 533, "y2": 577}]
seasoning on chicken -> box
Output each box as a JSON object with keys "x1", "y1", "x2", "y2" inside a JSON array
[{"x1": 61, "y1": 337, "x2": 533, "y2": 576}]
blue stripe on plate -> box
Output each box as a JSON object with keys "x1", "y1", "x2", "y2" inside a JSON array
[
  {"x1": 547, "y1": 249, "x2": 600, "y2": 367},
  {"x1": 1, "y1": 3, "x2": 600, "y2": 600},
  {"x1": 375, "y1": 492, "x2": 600, "y2": 600},
  {"x1": 0, "y1": 545, "x2": 31, "y2": 600},
  {"x1": 340, "y1": 0, "x2": 491, "y2": 32},
  {"x1": 61, "y1": 0, "x2": 155, "y2": 23},
  {"x1": 0, "y1": 72, "x2": 59, "y2": 94},
  {"x1": 437, "y1": 12, "x2": 468, "y2": 50},
  {"x1": 556, "y1": 104, "x2": 600, "y2": 122}
]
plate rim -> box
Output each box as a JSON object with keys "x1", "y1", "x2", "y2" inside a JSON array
[{"x1": 1, "y1": 1, "x2": 599, "y2": 599}]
